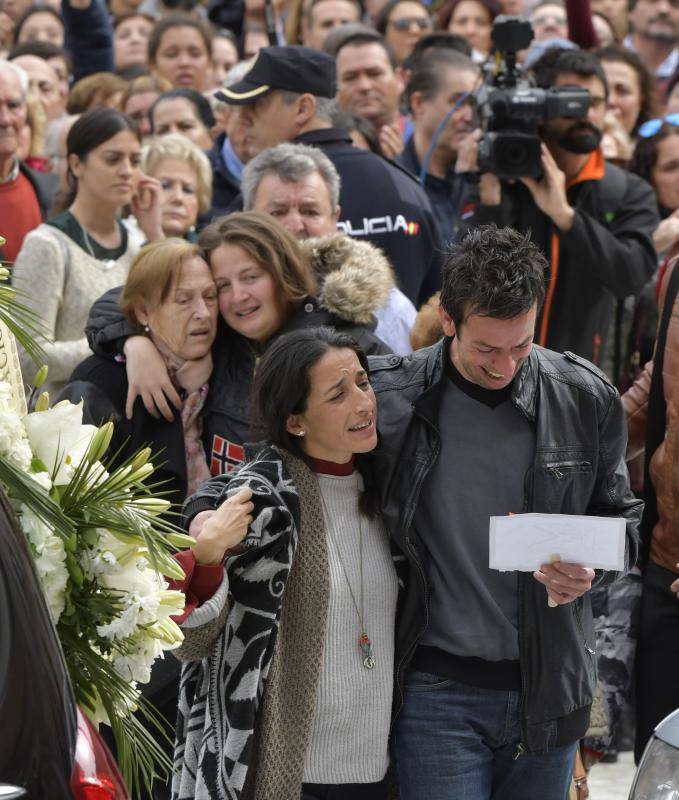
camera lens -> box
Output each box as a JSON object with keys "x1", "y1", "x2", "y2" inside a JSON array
[
  {"x1": 502, "y1": 142, "x2": 528, "y2": 167},
  {"x1": 484, "y1": 132, "x2": 543, "y2": 178}
]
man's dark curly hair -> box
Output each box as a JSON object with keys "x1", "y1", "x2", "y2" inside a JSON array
[
  {"x1": 531, "y1": 47, "x2": 609, "y2": 99},
  {"x1": 440, "y1": 225, "x2": 547, "y2": 329}
]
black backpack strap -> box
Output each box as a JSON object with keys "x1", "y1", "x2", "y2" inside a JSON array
[
  {"x1": 640, "y1": 260, "x2": 679, "y2": 563},
  {"x1": 594, "y1": 161, "x2": 628, "y2": 224}
]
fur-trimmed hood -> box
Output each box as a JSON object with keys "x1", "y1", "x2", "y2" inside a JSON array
[{"x1": 301, "y1": 234, "x2": 395, "y2": 326}]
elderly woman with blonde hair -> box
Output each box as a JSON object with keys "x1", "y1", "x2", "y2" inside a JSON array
[
  {"x1": 142, "y1": 133, "x2": 213, "y2": 239},
  {"x1": 60, "y1": 237, "x2": 218, "y2": 506}
]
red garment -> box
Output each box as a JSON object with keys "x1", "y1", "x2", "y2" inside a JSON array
[
  {"x1": 23, "y1": 157, "x2": 50, "y2": 174},
  {"x1": 566, "y1": 0, "x2": 599, "y2": 49},
  {"x1": 0, "y1": 171, "x2": 42, "y2": 262},
  {"x1": 309, "y1": 455, "x2": 355, "y2": 475},
  {"x1": 170, "y1": 549, "x2": 224, "y2": 624},
  {"x1": 657, "y1": 258, "x2": 669, "y2": 302}
]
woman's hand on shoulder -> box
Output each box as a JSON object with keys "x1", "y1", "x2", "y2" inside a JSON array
[
  {"x1": 191, "y1": 488, "x2": 255, "y2": 565},
  {"x1": 123, "y1": 335, "x2": 182, "y2": 420}
]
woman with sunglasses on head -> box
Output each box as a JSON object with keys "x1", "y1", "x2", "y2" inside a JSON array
[
  {"x1": 631, "y1": 116, "x2": 679, "y2": 256},
  {"x1": 12, "y1": 107, "x2": 163, "y2": 396},
  {"x1": 170, "y1": 326, "x2": 399, "y2": 800},
  {"x1": 375, "y1": 0, "x2": 433, "y2": 65}
]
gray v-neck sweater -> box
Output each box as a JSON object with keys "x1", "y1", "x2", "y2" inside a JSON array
[{"x1": 415, "y1": 362, "x2": 535, "y2": 664}]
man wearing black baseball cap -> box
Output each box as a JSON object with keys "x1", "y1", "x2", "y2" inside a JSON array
[
  {"x1": 217, "y1": 44, "x2": 442, "y2": 306},
  {"x1": 215, "y1": 46, "x2": 337, "y2": 105}
]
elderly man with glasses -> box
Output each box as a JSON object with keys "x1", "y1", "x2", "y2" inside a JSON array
[{"x1": 0, "y1": 59, "x2": 57, "y2": 264}]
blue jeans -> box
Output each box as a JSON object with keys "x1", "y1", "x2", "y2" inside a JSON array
[{"x1": 394, "y1": 670, "x2": 577, "y2": 800}]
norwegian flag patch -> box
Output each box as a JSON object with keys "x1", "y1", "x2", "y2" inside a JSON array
[{"x1": 210, "y1": 435, "x2": 245, "y2": 475}]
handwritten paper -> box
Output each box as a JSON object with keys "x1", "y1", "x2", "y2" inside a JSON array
[{"x1": 489, "y1": 514, "x2": 626, "y2": 572}]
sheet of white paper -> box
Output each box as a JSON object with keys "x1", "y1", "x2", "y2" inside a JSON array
[{"x1": 489, "y1": 513, "x2": 626, "y2": 572}]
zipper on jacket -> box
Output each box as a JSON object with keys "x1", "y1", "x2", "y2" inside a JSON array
[
  {"x1": 544, "y1": 460, "x2": 592, "y2": 479},
  {"x1": 513, "y1": 742, "x2": 527, "y2": 760},
  {"x1": 573, "y1": 599, "x2": 596, "y2": 656}
]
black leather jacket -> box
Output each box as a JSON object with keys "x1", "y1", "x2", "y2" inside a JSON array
[{"x1": 368, "y1": 339, "x2": 642, "y2": 752}]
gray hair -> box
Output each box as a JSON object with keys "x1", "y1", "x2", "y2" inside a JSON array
[
  {"x1": 0, "y1": 60, "x2": 28, "y2": 99},
  {"x1": 242, "y1": 142, "x2": 341, "y2": 212},
  {"x1": 280, "y1": 90, "x2": 337, "y2": 124}
]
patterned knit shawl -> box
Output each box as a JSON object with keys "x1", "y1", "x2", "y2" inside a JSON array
[{"x1": 172, "y1": 448, "x2": 329, "y2": 800}]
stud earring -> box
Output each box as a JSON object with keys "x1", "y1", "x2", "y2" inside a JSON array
[
  {"x1": 297, "y1": 431, "x2": 305, "y2": 437},
  {"x1": 141, "y1": 320, "x2": 150, "y2": 334}
]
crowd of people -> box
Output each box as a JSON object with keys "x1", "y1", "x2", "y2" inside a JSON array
[{"x1": 1, "y1": 0, "x2": 679, "y2": 795}]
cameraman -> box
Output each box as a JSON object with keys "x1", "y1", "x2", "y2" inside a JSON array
[{"x1": 457, "y1": 47, "x2": 658, "y2": 372}]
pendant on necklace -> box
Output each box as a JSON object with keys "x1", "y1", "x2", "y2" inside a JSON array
[{"x1": 359, "y1": 631, "x2": 375, "y2": 670}]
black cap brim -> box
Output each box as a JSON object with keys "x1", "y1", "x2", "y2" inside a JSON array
[{"x1": 214, "y1": 79, "x2": 273, "y2": 105}]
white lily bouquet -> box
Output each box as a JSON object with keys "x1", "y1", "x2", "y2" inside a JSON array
[{"x1": 0, "y1": 247, "x2": 191, "y2": 794}]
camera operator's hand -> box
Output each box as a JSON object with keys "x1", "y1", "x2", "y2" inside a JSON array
[
  {"x1": 520, "y1": 145, "x2": 574, "y2": 232},
  {"x1": 456, "y1": 130, "x2": 501, "y2": 206},
  {"x1": 455, "y1": 129, "x2": 481, "y2": 173}
]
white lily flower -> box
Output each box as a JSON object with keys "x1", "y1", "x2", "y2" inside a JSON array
[{"x1": 24, "y1": 400, "x2": 98, "y2": 485}]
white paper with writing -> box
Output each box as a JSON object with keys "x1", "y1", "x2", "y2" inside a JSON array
[{"x1": 489, "y1": 513, "x2": 626, "y2": 572}]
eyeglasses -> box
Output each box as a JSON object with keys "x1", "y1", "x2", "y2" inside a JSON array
[
  {"x1": 638, "y1": 113, "x2": 679, "y2": 138},
  {"x1": 390, "y1": 16, "x2": 433, "y2": 30}
]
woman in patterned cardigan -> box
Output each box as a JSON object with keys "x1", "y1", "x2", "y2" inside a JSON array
[{"x1": 169, "y1": 327, "x2": 401, "y2": 800}]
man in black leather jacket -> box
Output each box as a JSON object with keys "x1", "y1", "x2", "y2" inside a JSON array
[{"x1": 368, "y1": 225, "x2": 642, "y2": 800}]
